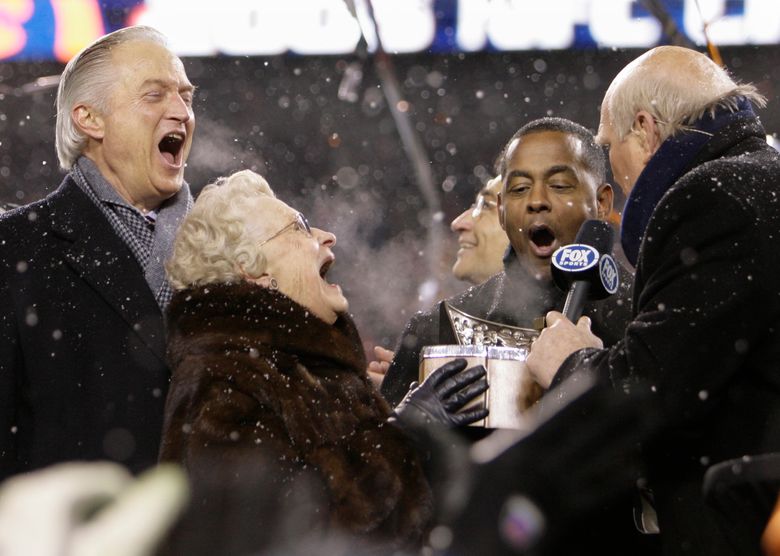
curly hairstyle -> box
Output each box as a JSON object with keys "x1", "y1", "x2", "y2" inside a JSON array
[{"x1": 167, "y1": 170, "x2": 275, "y2": 290}]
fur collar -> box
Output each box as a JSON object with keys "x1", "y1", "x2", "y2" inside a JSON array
[{"x1": 166, "y1": 281, "x2": 367, "y2": 374}]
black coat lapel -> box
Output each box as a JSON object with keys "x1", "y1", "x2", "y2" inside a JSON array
[{"x1": 48, "y1": 178, "x2": 166, "y2": 363}]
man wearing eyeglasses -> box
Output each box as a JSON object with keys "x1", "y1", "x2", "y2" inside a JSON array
[
  {"x1": 367, "y1": 176, "x2": 511, "y2": 384},
  {"x1": 450, "y1": 176, "x2": 510, "y2": 286}
]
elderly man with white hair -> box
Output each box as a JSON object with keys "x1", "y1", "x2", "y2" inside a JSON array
[
  {"x1": 527, "y1": 46, "x2": 780, "y2": 554},
  {"x1": 0, "y1": 26, "x2": 195, "y2": 479}
]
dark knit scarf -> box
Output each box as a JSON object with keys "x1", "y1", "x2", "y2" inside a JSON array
[
  {"x1": 72, "y1": 156, "x2": 192, "y2": 308},
  {"x1": 620, "y1": 97, "x2": 757, "y2": 266}
]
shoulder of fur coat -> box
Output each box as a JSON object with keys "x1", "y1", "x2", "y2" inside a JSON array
[{"x1": 160, "y1": 282, "x2": 433, "y2": 547}]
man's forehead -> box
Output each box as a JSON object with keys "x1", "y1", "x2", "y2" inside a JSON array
[
  {"x1": 139, "y1": 76, "x2": 194, "y2": 91},
  {"x1": 594, "y1": 113, "x2": 613, "y2": 145},
  {"x1": 595, "y1": 93, "x2": 616, "y2": 131},
  {"x1": 171, "y1": 56, "x2": 194, "y2": 86},
  {"x1": 480, "y1": 178, "x2": 503, "y2": 197},
  {"x1": 113, "y1": 41, "x2": 190, "y2": 82},
  {"x1": 508, "y1": 131, "x2": 585, "y2": 164}
]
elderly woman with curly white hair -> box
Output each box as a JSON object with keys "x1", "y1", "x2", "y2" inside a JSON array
[{"x1": 158, "y1": 169, "x2": 487, "y2": 553}]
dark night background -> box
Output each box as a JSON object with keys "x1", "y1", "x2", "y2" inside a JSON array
[{"x1": 1, "y1": 44, "x2": 778, "y2": 351}]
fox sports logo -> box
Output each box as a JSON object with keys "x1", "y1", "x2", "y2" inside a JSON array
[
  {"x1": 599, "y1": 255, "x2": 619, "y2": 294},
  {"x1": 552, "y1": 244, "x2": 599, "y2": 272}
]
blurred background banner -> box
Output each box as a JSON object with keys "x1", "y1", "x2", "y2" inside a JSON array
[
  {"x1": 4, "y1": 1, "x2": 780, "y2": 60},
  {"x1": 1, "y1": 0, "x2": 778, "y2": 350}
]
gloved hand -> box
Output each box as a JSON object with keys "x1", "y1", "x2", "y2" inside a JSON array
[{"x1": 392, "y1": 358, "x2": 489, "y2": 428}]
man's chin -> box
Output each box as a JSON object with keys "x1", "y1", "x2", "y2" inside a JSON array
[
  {"x1": 153, "y1": 171, "x2": 185, "y2": 192},
  {"x1": 452, "y1": 259, "x2": 473, "y2": 281},
  {"x1": 523, "y1": 257, "x2": 552, "y2": 281}
]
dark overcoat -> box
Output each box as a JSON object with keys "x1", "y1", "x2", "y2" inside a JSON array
[
  {"x1": 159, "y1": 283, "x2": 433, "y2": 552},
  {"x1": 0, "y1": 177, "x2": 170, "y2": 479},
  {"x1": 555, "y1": 113, "x2": 780, "y2": 554}
]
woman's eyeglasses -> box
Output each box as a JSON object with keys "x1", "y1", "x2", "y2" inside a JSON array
[{"x1": 258, "y1": 212, "x2": 312, "y2": 247}]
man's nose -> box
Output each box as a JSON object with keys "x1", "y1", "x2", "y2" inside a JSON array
[
  {"x1": 526, "y1": 185, "x2": 551, "y2": 212},
  {"x1": 451, "y1": 208, "x2": 474, "y2": 232},
  {"x1": 168, "y1": 94, "x2": 192, "y2": 122}
]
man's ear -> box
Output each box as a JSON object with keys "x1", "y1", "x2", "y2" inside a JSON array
[
  {"x1": 72, "y1": 104, "x2": 104, "y2": 140},
  {"x1": 497, "y1": 191, "x2": 506, "y2": 231},
  {"x1": 634, "y1": 110, "x2": 662, "y2": 162},
  {"x1": 595, "y1": 182, "x2": 614, "y2": 220}
]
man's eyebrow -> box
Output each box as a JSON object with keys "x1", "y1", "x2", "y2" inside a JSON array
[
  {"x1": 505, "y1": 169, "x2": 533, "y2": 181},
  {"x1": 544, "y1": 164, "x2": 577, "y2": 179},
  {"x1": 140, "y1": 78, "x2": 196, "y2": 92}
]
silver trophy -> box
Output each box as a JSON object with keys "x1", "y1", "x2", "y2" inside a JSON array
[
  {"x1": 444, "y1": 302, "x2": 540, "y2": 349},
  {"x1": 418, "y1": 303, "x2": 544, "y2": 429}
]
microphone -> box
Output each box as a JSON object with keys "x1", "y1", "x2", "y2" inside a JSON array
[{"x1": 551, "y1": 219, "x2": 620, "y2": 322}]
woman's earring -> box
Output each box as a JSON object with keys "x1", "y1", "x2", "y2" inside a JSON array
[{"x1": 269, "y1": 278, "x2": 278, "y2": 290}]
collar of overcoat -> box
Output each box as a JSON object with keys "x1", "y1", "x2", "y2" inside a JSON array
[
  {"x1": 620, "y1": 98, "x2": 760, "y2": 266},
  {"x1": 47, "y1": 176, "x2": 166, "y2": 362}
]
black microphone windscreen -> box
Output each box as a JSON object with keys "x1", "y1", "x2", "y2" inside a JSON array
[{"x1": 574, "y1": 219, "x2": 614, "y2": 255}]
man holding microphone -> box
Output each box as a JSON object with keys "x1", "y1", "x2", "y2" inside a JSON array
[{"x1": 527, "y1": 46, "x2": 780, "y2": 555}]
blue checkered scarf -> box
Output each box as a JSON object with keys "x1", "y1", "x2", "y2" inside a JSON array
[{"x1": 71, "y1": 156, "x2": 192, "y2": 308}]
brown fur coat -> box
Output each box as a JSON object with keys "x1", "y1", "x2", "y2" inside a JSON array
[{"x1": 159, "y1": 282, "x2": 432, "y2": 550}]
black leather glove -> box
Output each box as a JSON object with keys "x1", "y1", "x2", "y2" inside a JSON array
[{"x1": 391, "y1": 358, "x2": 489, "y2": 428}]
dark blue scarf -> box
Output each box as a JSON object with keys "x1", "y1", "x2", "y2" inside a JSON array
[{"x1": 620, "y1": 97, "x2": 756, "y2": 266}]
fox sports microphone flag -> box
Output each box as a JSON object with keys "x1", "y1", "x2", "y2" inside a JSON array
[{"x1": 551, "y1": 220, "x2": 619, "y2": 321}]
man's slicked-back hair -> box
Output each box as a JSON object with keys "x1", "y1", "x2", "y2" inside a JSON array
[
  {"x1": 496, "y1": 117, "x2": 607, "y2": 185},
  {"x1": 55, "y1": 26, "x2": 169, "y2": 171}
]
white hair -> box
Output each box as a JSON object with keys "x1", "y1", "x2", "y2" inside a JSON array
[
  {"x1": 55, "y1": 26, "x2": 169, "y2": 170},
  {"x1": 166, "y1": 170, "x2": 276, "y2": 291},
  {"x1": 605, "y1": 46, "x2": 766, "y2": 142}
]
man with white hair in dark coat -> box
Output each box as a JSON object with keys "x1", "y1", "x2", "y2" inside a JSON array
[
  {"x1": 0, "y1": 26, "x2": 195, "y2": 479},
  {"x1": 527, "y1": 46, "x2": 780, "y2": 555}
]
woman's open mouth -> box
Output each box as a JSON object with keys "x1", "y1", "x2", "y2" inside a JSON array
[{"x1": 319, "y1": 258, "x2": 333, "y2": 280}]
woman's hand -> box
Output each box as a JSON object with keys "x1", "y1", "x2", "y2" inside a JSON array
[
  {"x1": 392, "y1": 358, "x2": 489, "y2": 427},
  {"x1": 367, "y1": 346, "x2": 394, "y2": 389}
]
